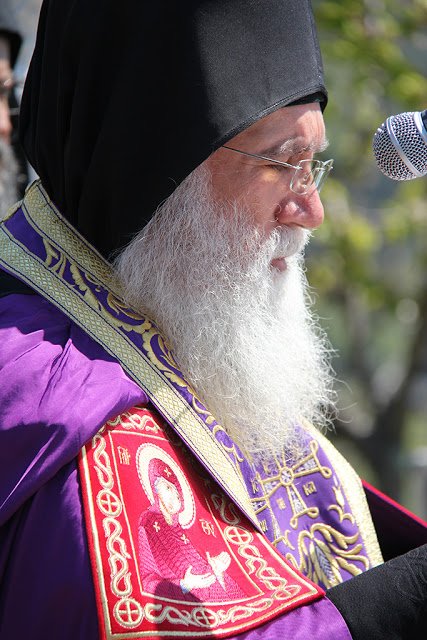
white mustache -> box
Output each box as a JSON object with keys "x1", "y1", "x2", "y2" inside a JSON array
[{"x1": 271, "y1": 226, "x2": 310, "y2": 260}]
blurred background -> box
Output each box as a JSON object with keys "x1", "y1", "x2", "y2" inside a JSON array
[
  {"x1": 310, "y1": 0, "x2": 427, "y2": 519},
  {"x1": 2, "y1": 0, "x2": 426, "y2": 518}
]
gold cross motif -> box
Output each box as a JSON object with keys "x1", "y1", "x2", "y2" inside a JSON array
[{"x1": 251, "y1": 440, "x2": 332, "y2": 538}]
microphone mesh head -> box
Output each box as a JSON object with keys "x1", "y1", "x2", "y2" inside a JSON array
[{"x1": 372, "y1": 112, "x2": 427, "y2": 180}]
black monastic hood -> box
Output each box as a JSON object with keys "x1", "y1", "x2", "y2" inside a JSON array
[{"x1": 19, "y1": 0, "x2": 327, "y2": 259}]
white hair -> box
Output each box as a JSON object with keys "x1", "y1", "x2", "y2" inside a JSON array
[{"x1": 114, "y1": 165, "x2": 336, "y2": 461}]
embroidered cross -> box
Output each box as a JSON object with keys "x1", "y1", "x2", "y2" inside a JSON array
[
  {"x1": 153, "y1": 521, "x2": 160, "y2": 532},
  {"x1": 251, "y1": 439, "x2": 332, "y2": 534},
  {"x1": 193, "y1": 610, "x2": 218, "y2": 626},
  {"x1": 97, "y1": 490, "x2": 121, "y2": 517},
  {"x1": 115, "y1": 598, "x2": 142, "y2": 625},
  {"x1": 181, "y1": 534, "x2": 189, "y2": 545}
]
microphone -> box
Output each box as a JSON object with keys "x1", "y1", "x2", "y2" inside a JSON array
[{"x1": 372, "y1": 109, "x2": 427, "y2": 180}]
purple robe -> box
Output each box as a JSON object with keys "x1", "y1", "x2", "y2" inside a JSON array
[{"x1": 0, "y1": 290, "x2": 351, "y2": 639}]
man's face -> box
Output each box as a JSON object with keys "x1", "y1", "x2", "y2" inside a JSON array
[{"x1": 205, "y1": 103, "x2": 326, "y2": 272}]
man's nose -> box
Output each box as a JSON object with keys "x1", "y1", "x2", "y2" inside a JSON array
[{"x1": 275, "y1": 189, "x2": 324, "y2": 229}]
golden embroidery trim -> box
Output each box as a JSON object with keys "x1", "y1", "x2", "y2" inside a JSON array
[
  {"x1": 0, "y1": 181, "x2": 259, "y2": 531},
  {"x1": 303, "y1": 422, "x2": 383, "y2": 568}
]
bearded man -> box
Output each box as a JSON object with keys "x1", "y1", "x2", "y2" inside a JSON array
[
  {"x1": 115, "y1": 152, "x2": 335, "y2": 460},
  {"x1": 1, "y1": 1, "x2": 427, "y2": 639}
]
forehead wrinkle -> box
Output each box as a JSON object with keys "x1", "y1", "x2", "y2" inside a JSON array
[{"x1": 259, "y1": 137, "x2": 330, "y2": 158}]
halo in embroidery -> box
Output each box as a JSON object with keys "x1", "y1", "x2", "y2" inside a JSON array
[{"x1": 136, "y1": 443, "x2": 195, "y2": 528}]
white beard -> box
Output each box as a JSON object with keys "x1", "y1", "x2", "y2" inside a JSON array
[{"x1": 114, "y1": 165, "x2": 336, "y2": 461}]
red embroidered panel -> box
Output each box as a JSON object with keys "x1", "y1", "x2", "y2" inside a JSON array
[{"x1": 78, "y1": 406, "x2": 323, "y2": 639}]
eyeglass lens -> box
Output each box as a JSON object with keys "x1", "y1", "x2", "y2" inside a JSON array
[
  {"x1": 291, "y1": 160, "x2": 332, "y2": 194},
  {"x1": 221, "y1": 147, "x2": 333, "y2": 195}
]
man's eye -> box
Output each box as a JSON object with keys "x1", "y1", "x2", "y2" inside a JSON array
[{"x1": 266, "y1": 163, "x2": 291, "y2": 172}]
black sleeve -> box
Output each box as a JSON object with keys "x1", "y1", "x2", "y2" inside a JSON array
[{"x1": 326, "y1": 544, "x2": 427, "y2": 640}]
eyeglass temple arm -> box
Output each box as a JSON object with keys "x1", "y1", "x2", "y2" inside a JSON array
[{"x1": 222, "y1": 146, "x2": 298, "y2": 170}]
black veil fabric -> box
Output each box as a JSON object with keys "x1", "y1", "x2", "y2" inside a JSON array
[{"x1": 19, "y1": 0, "x2": 327, "y2": 260}]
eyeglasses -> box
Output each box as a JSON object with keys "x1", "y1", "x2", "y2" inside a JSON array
[{"x1": 222, "y1": 146, "x2": 334, "y2": 195}]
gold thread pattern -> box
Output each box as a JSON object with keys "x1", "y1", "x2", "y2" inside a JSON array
[{"x1": 0, "y1": 182, "x2": 258, "y2": 531}]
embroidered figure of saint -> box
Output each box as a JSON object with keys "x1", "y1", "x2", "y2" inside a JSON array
[{"x1": 137, "y1": 447, "x2": 246, "y2": 602}]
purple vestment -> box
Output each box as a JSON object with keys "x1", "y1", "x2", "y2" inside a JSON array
[
  {"x1": 0, "y1": 184, "x2": 399, "y2": 638},
  {"x1": 0, "y1": 291, "x2": 350, "y2": 639}
]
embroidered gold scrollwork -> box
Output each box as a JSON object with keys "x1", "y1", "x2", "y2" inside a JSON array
[
  {"x1": 212, "y1": 424, "x2": 246, "y2": 462},
  {"x1": 107, "y1": 408, "x2": 162, "y2": 433},
  {"x1": 43, "y1": 234, "x2": 219, "y2": 426},
  {"x1": 92, "y1": 434, "x2": 114, "y2": 490},
  {"x1": 297, "y1": 524, "x2": 369, "y2": 588},
  {"x1": 192, "y1": 396, "x2": 216, "y2": 425},
  {"x1": 141, "y1": 327, "x2": 197, "y2": 392},
  {"x1": 69, "y1": 262, "x2": 153, "y2": 335},
  {"x1": 43, "y1": 238, "x2": 68, "y2": 278},
  {"x1": 143, "y1": 602, "x2": 219, "y2": 628},
  {"x1": 224, "y1": 526, "x2": 300, "y2": 600},
  {"x1": 328, "y1": 483, "x2": 355, "y2": 524},
  {"x1": 103, "y1": 517, "x2": 132, "y2": 597},
  {"x1": 211, "y1": 494, "x2": 241, "y2": 525},
  {"x1": 92, "y1": 431, "x2": 135, "y2": 621}
]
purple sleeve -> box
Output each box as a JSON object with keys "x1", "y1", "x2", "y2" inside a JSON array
[
  {"x1": 234, "y1": 598, "x2": 352, "y2": 640},
  {"x1": 0, "y1": 293, "x2": 145, "y2": 638},
  {"x1": 0, "y1": 293, "x2": 147, "y2": 524},
  {"x1": 0, "y1": 458, "x2": 101, "y2": 638}
]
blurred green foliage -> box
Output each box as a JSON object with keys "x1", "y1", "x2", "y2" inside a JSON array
[{"x1": 310, "y1": 0, "x2": 427, "y2": 516}]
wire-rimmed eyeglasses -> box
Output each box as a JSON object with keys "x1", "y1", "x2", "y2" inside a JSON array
[{"x1": 222, "y1": 146, "x2": 334, "y2": 195}]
